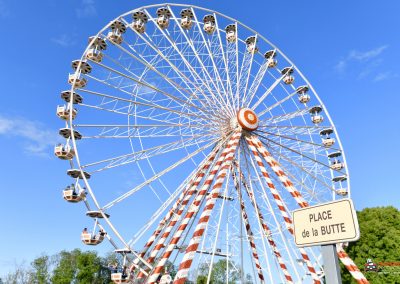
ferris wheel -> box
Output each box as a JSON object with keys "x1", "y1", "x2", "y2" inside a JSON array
[{"x1": 56, "y1": 4, "x2": 368, "y2": 284}]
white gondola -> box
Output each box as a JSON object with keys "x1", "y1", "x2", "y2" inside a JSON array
[
  {"x1": 54, "y1": 144, "x2": 75, "y2": 160},
  {"x1": 328, "y1": 151, "x2": 345, "y2": 171},
  {"x1": 180, "y1": 9, "x2": 194, "y2": 30},
  {"x1": 132, "y1": 11, "x2": 148, "y2": 34},
  {"x1": 203, "y1": 15, "x2": 216, "y2": 34},
  {"x1": 110, "y1": 20, "x2": 127, "y2": 34},
  {"x1": 331, "y1": 161, "x2": 345, "y2": 171},
  {"x1": 107, "y1": 32, "x2": 123, "y2": 45},
  {"x1": 63, "y1": 184, "x2": 85, "y2": 203},
  {"x1": 281, "y1": 67, "x2": 294, "y2": 84},
  {"x1": 320, "y1": 128, "x2": 335, "y2": 147},
  {"x1": 61, "y1": 90, "x2": 83, "y2": 104},
  {"x1": 296, "y1": 85, "x2": 310, "y2": 103},
  {"x1": 68, "y1": 73, "x2": 87, "y2": 88},
  {"x1": 88, "y1": 36, "x2": 107, "y2": 50},
  {"x1": 59, "y1": 128, "x2": 82, "y2": 140},
  {"x1": 156, "y1": 7, "x2": 171, "y2": 29},
  {"x1": 225, "y1": 24, "x2": 236, "y2": 43},
  {"x1": 72, "y1": 60, "x2": 92, "y2": 74},
  {"x1": 81, "y1": 230, "x2": 105, "y2": 246},
  {"x1": 332, "y1": 175, "x2": 348, "y2": 196},
  {"x1": 86, "y1": 48, "x2": 103, "y2": 63},
  {"x1": 265, "y1": 50, "x2": 277, "y2": 68},
  {"x1": 322, "y1": 137, "x2": 335, "y2": 147},
  {"x1": 107, "y1": 20, "x2": 126, "y2": 45},
  {"x1": 67, "y1": 169, "x2": 91, "y2": 179},
  {"x1": 245, "y1": 36, "x2": 258, "y2": 54},
  {"x1": 56, "y1": 105, "x2": 77, "y2": 120},
  {"x1": 309, "y1": 106, "x2": 323, "y2": 124}
]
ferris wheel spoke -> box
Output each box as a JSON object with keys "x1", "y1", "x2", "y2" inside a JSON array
[
  {"x1": 79, "y1": 129, "x2": 215, "y2": 140},
  {"x1": 257, "y1": 89, "x2": 298, "y2": 119},
  {"x1": 120, "y1": 18, "x2": 230, "y2": 118},
  {"x1": 78, "y1": 86, "x2": 216, "y2": 125},
  {"x1": 250, "y1": 70, "x2": 288, "y2": 111},
  {"x1": 173, "y1": 8, "x2": 233, "y2": 114},
  {"x1": 255, "y1": 133, "x2": 344, "y2": 175},
  {"x1": 225, "y1": 22, "x2": 240, "y2": 110},
  {"x1": 258, "y1": 105, "x2": 314, "y2": 126},
  {"x1": 245, "y1": 139, "x2": 322, "y2": 282},
  {"x1": 188, "y1": 9, "x2": 235, "y2": 114},
  {"x1": 232, "y1": 160, "x2": 295, "y2": 284},
  {"x1": 102, "y1": 138, "x2": 220, "y2": 210},
  {"x1": 88, "y1": 60, "x2": 215, "y2": 119},
  {"x1": 243, "y1": 59, "x2": 269, "y2": 109},
  {"x1": 79, "y1": 126, "x2": 216, "y2": 140},
  {"x1": 256, "y1": 125, "x2": 328, "y2": 137},
  {"x1": 255, "y1": 128, "x2": 341, "y2": 152},
  {"x1": 99, "y1": 44, "x2": 223, "y2": 120},
  {"x1": 212, "y1": 14, "x2": 235, "y2": 109},
  {"x1": 120, "y1": 42, "x2": 223, "y2": 120},
  {"x1": 81, "y1": 134, "x2": 216, "y2": 172},
  {"x1": 237, "y1": 37, "x2": 256, "y2": 107}
]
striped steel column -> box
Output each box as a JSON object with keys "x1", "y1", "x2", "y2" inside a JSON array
[
  {"x1": 235, "y1": 164, "x2": 294, "y2": 284},
  {"x1": 173, "y1": 131, "x2": 242, "y2": 284},
  {"x1": 147, "y1": 132, "x2": 241, "y2": 283},
  {"x1": 231, "y1": 168, "x2": 265, "y2": 283},
  {"x1": 134, "y1": 145, "x2": 222, "y2": 278},
  {"x1": 244, "y1": 137, "x2": 321, "y2": 283}
]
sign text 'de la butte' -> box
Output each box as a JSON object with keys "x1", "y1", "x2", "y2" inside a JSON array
[{"x1": 292, "y1": 199, "x2": 360, "y2": 247}]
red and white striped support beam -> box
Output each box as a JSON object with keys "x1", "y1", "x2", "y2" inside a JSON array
[
  {"x1": 147, "y1": 131, "x2": 242, "y2": 284},
  {"x1": 231, "y1": 168, "x2": 265, "y2": 283},
  {"x1": 234, "y1": 163, "x2": 294, "y2": 284},
  {"x1": 336, "y1": 244, "x2": 369, "y2": 284},
  {"x1": 243, "y1": 139, "x2": 321, "y2": 283},
  {"x1": 248, "y1": 135, "x2": 369, "y2": 283},
  {"x1": 134, "y1": 146, "x2": 223, "y2": 279},
  {"x1": 247, "y1": 135, "x2": 309, "y2": 208},
  {"x1": 172, "y1": 131, "x2": 242, "y2": 284}
]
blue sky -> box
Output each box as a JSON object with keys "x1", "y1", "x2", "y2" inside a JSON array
[{"x1": 0, "y1": 0, "x2": 399, "y2": 278}]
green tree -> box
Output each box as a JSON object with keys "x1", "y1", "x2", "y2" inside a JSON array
[
  {"x1": 51, "y1": 249, "x2": 80, "y2": 284},
  {"x1": 340, "y1": 206, "x2": 400, "y2": 283},
  {"x1": 76, "y1": 251, "x2": 102, "y2": 283},
  {"x1": 51, "y1": 249, "x2": 111, "y2": 284},
  {"x1": 197, "y1": 260, "x2": 241, "y2": 283},
  {"x1": 31, "y1": 254, "x2": 50, "y2": 284}
]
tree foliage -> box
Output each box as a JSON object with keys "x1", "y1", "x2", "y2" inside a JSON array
[
  {"x1": 4, "y1": 249, "x2": 111, "y2": 284},
  {"x1": 196, "y1": 259, "x2": 251, "y2": 284},
  {"x1": 340, "y1": 206, "x2": 400, "y2": 283},
  {"x1": 31, "y1": 255, "x2": 50, "y2": 284}
]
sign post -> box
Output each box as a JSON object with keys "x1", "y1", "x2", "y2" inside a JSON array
[
  {"x1": 292, "y1": 199, "x2": 360, "y2": 284},
  {"x1": 321, "y1": 244, "x2": 342, "y2": 284}
]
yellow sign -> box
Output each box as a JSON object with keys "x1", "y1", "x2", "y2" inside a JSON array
[{"x1": 292, "y1": 199, "x2": 360, "y2": 247}]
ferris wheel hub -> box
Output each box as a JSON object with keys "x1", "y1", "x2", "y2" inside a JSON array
[{"x1": 237, "y1": 108, "x2": 259, "y2": 131}]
